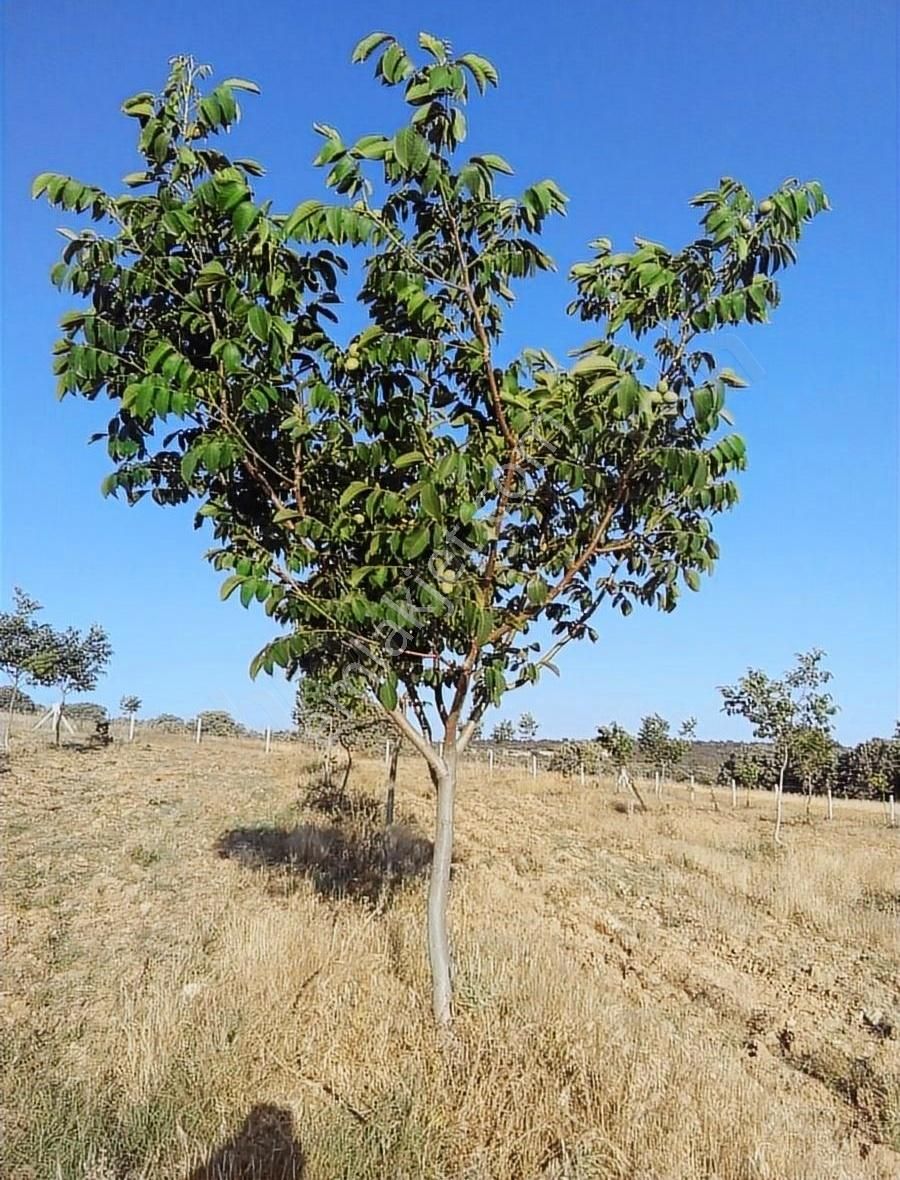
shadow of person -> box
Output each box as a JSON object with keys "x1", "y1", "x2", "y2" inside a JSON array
[{"x1": 186, "y1": 1103, "x2": 305, "y2": 1179}]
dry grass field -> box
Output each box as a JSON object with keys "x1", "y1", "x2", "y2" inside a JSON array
[{"x1": 1, "y1": 733, "x2": 898, "y2": 1179}]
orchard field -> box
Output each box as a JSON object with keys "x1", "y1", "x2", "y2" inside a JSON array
[{"x1": 1, "y1": 732, "x2": 898, "y2": 1179}]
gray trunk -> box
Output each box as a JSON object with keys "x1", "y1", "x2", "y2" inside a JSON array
[
  {"x1": 428, "y1": 756, "x2": 456, "y2": 1026},
  {"x1": 3, "y1": 680, "x2": 18, "y2": 751},
  {"x1": 385, "y1": 741, "x2": 399, "y2": 827},
  {"x1": 774, "y1": 752, "x2": 787, "y2": 843}
]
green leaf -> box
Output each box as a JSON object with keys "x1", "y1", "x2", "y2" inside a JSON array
[
  {"x1": 219, "y1": 574, "x2": 243, "y2": 601},
  {"x1": 349, "y1": 595, "x2": 367, "y2": 623},
  {"x1": 348, "y1": 566, "x2": 375, "y2": 587},
  {"x1": 339, "y1": 481, "x2": 369, "y2": 508},
  {"x1": 32, "y1": 172, "x2": 61, "y2": 199},
  {"x1": 380, "y1": 44, "x2": 413, "y2": 84},
  {"x1": 473, "y1": 153, "x2": 514, "y2": 175},
  {"x1": 420, "y1": 483, "x2": 441, "y2": 519},
  {"x1": 221, "y1": 76, "x2": 260, "y2": 94},
  {"x1": 614, "y1": 374, "x2": 640, "y2": 417},
  {"x1": 402, "y1": 524, "x2": 430, "y2": 559},
  {"x1": 393, "y1": 127, "x2": 430, "y2": 175},
  {"x1": 247, "y1": 306, "x2": 270, "y2": 343},
  {"x1": 354, "y1": 134, "x2": 391, "y2": 160},
  {"x1": 284, "y1": 200, "x2": 323, "y2": 238},
  {"x1": 718, "y1": 367, "x2": 748, "y2": 388},
  {"x1": 418, "y1": 31, "x2": 446, "y2": 61},
  {"x1": 59, "y1": 309, "x2": 88, "y2": 330},
  {"x1": 195, "y1": 260, "x2": 227, "y2": 288},
  {"x1": 377, "y1": 675, "x2": 398, "y2": 711},
  {"x1": 691, "y1": 386, "x2": 715, "y2": 426},
  {"x1": 691, "y1": 455, "x2": 710, "y2": 491},
  {"x1": 220, "y1": 341, "x2": 242, "y2": 374},
  {"x1": 231, "y1": 199, "x2": 258, "y2": 235},
  {"x1": 572, "y1": 353, "x2": 618, "y2": 377},
  {"x1": 685, "y1": 570, "x2": 702, "y2": 592},
  {"x1": 180, "y1": 449, "x2": 201, "y2": 483},
  {"x1": 234, "y1": 157, "x2": 266, "y2": 176},
  {"x1": 121, "y1": 92, "x2": 155, "y2": 117},
  {"x1": 146, "y1": 341, "x2": 175, "y2": 372},
  {"x1": 351, "y1": 31, "x2": 393, "y2": 63},
  {"x1": 458, "y1": 52, "x2": 499, "y2": 92},
  {"x1": 526, "y1": 578, "x2": 548, "y2": 605},
  {"x1": 394, "y1": 450, "x2": 424, "y2": 469}
]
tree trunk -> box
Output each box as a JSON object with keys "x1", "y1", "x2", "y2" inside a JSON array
[
  {"x1": 54, "y1": 701, "x2": 64, "y2": 748},
  {"x1": 324, "y1": 721, "x2": 334, "y2": 786},
  {"x1": 3, "y1": 679, "x2": 19, "y2": 751},
  {"x1": 339, "y1": 738, "x2": 353, "y2": 795},
  {"x1": 428, "y1": 754, "x2": 456, "y2": 1026},
  {"x1": 774, "y1": 752, "x2": 787, "y2": 843},
  {"x1": 385, "y1": 740, "x2": 399, "y2": 827}
]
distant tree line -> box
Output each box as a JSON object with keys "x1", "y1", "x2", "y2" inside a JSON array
[{"x1": 718, "y1": 732, "x2": 900, "y2": 801}]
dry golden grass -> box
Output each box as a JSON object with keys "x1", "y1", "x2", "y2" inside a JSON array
[{"x1": 1, "y1": 733, "x2": 898, "y2": 1178}]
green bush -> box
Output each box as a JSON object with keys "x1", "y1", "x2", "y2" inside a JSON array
[
  {"x1": 196, "y1": 710, "x2": 245, "y2": 738},
  {"x1": 147, "y1": 713, "x2": 188, "y2": 733},
  {"x1": 548, "y1": 742, "x2": 602, "y2": 777}
]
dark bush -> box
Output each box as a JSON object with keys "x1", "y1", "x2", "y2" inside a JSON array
[
  {"x1": 65, "y1": 701, "x2": 107, "y2": 725},
  {"x1": 196, "y1": 709, "x2": 245, "y2": 738},
  {"x1": 147, "y1": 713, "x2": 188, "y2": 733},
  {"x1": 548, "y1": 741, "x2": 601, "y2": 777},
  {"x1": 0, "y1": 686, "x2": 37, "y2": 713}
]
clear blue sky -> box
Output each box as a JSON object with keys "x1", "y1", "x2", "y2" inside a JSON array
[{"x1": 2, "y1": 0, "x2": 897, "y2": 742}]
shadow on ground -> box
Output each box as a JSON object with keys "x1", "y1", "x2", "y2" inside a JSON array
[
  {"x1": 186, "y1": 1103, "x2": 304, "y2": 1179},
  {"x1": 301, "y1": 776, "x2": 382, "y2": 823},
  {"x1": 215, "y1": 814, "x2": 432, "y2": 905}
]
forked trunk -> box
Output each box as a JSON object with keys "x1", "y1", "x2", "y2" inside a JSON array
[{"x1": 428, "y1": 755, "x2": 456, "y2": 1026}]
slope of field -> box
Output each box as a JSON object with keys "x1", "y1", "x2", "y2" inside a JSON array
[{"x1": 1, "y1": 735, "x2": 898, "y2": 1179}]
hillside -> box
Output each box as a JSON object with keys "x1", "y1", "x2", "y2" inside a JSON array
[{"x1": 2, "y1": 734, "x2": 898, "y2": 1178}]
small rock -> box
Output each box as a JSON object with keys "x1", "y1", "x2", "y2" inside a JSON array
[{"x1": 861, "y1": 1009, "x2": 894, "y2": 1039}]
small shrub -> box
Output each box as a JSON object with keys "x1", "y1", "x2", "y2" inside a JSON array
[
  {"x1": 548, "y1": 742, "x2": 602, "y2": 777},
  {"x1": 128, "y1": 846, "x2": 162, "y2": 868},
  {"x1": 0, "y1": 686, "x2": 37, "y2": 713},
  {"x1": 196, "y1": 710, "x2": 244, "y2": 738},
  {"x1": 147, "y1": 713, "x2": 188, "y2": 733},
  {"x1": 66, "y1": 701, "x2": 107, "y2": 725}
]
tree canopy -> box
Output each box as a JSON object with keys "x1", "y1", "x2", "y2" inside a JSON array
[
  {"x1": 636, "y1": 713, "x2": 695, "y2": 773},
  {"x1": 35, "y1": 37, "x2": 827, "y2": 750},
  {"x1": 720, "y1": 649, "x2": 837, "y2": 839}
]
